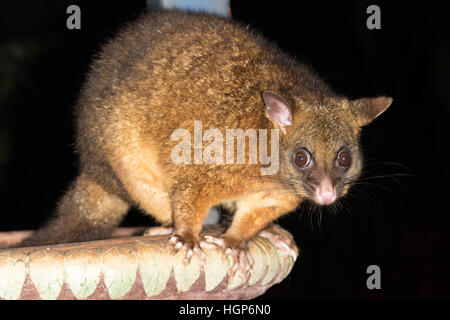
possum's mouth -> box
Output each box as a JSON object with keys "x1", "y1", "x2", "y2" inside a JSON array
[
  {"x1": 303, "y1": 177, "x2": 339, "y2": 206},
  {"x1": 311, "y1": 188, "x2": 337, "y2": 205}
]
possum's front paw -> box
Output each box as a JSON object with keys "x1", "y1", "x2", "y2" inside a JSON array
[
  {"x1": 203, "y1": 235, "x2": 254, "y2": 276},
  {"x1": 168, "y1": 232, "x2": 206, "y2": 264},
  {"x1": 258, "y1": 224, "x2": 299, "y2": 261}
]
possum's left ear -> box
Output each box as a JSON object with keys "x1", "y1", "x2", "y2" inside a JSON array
[
  {"x1": 262, "y1": 91, "x2": 293, "y2": 135},
  {"x1": 351, "y1": 96, "x2": 393, "y2": 126}
]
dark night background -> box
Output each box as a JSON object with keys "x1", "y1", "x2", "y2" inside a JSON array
[{"x1": 0, "y1": 0, "x2": 449, "y2": 299}]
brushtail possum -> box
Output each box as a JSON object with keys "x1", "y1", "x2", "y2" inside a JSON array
[{"x1": 21, "y1": 11, "x2": 392, "y2": 271}]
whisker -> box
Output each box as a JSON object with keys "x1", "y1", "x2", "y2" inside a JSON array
[
  {"x1": 363, "y1": 161, "x2": 412, "y2": 172},
  {"x1": 224, "y1": 158, "x2": 410, "y2": 229}
]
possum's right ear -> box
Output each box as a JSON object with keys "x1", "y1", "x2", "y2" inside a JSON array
[
  {"x1": 262, "y1": 91, "x2": 293, "y2": 135},
  {"x1": 351, "y1": 96, "x2": 393, "y2": 127}
]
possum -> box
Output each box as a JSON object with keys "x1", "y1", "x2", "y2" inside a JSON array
[{"x1": 21, "y1": 11, "x2": 392, "y2": 272}]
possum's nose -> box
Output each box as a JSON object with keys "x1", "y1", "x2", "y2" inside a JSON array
[{"x1": 315, "y1": 177, "x2": 337, "y2": 205}]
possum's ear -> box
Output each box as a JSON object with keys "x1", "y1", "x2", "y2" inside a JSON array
[
  {"x1": 262, "y1": 91, "x2": 293, "y2": 135},
  {"x1": 351, "y1": 96, "x2": 393, "y2": 126}
]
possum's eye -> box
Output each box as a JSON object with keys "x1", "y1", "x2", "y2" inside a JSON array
[
  {"x1": 294, "y1": 150, "x2": 311, "y2": 168},
  {"x1": 337, "y1": 150, "x2": 352, "y2": 168}
]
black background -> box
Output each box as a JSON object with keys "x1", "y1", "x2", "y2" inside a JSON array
[{"x1": 0, "y1": 0, "x2": 449, "y2": 299}]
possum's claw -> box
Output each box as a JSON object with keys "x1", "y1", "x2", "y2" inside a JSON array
[
  {"x1": 202, "y1": 235, "x2": 227, "y2": 249},
  {"x1": 226, "y1": 247, "x2": 254, "y2": 277},
  {"x1": 203, "y1": 235, "x2": 253, "y2": 276},
  {"x1": 258, "y1": 224, "x2": 299, "y2": 261},
  {"x1": 168, "y1": 234, "x2": 206, "y2": 264}
]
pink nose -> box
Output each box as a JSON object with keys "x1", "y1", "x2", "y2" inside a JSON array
[
  {"x1": 317, "y1": 190, "x2": 336, "y2": 205},
  {"x1": 315, "y1": 177, "x2": 337, "y2": 205}
]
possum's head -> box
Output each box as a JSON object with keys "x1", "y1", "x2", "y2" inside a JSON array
[{"x1": 262, "y1": 91, "x2": 392, "y2": 205}]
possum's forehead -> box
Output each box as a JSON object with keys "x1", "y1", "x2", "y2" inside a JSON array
[{"x1": 290, "y1": 111, "x2": 357, "y2": 153}]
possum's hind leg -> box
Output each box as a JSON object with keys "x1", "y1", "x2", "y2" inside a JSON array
[
  {"x1": 20, "y1": 172, "x2": 130, "y2": 247},
  {"x1": 111, "y1": 150, "x2": 173, "y2": 230}
]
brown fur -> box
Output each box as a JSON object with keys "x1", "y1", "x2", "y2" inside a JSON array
[{"x1": 21, "y1": 11, "x2": 392, "y2": 249}]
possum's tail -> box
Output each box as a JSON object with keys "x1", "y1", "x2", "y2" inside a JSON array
[{"x1": 19, "y1": 172, "x2": 129, "y2": 247}]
